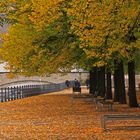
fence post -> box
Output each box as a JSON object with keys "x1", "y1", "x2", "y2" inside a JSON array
[
  {"x1": 13, "y1": 86, "x2": 16, "y2": 100},
  {"x1": 18, "y1": 86, "x2": 21, "y2": 99},
  {"x1": 19, "y1": 86, "x2": 21, "y2": 99},
  {"x1": 20, "y1": 86, "x2": 22, "y2": 98},
  {"x1": 0, "y1": 88, "x2": 1, "y2": 102},
  {"x1": 4, "y1": 88, "x2": 7, "y2": 102},
  {"x1": 5, "y1": 87, "x2": 7, "y2": 102},
  {"x1": 1, "y1": 88, "x2": 4, "y2": 102},
  {"x1": 22, "y1": 86, "x2": 25, "y2": 98},
  {"x1": 10, "y1": 87, "x2": 14, "y2": 100}
]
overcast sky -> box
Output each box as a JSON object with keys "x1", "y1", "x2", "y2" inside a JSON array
[{"x1": 0, "y1": 63, "x2": 8, "y2": 72}]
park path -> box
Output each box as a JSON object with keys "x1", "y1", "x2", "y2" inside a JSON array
[{"x1": 0, "y1": 88, "x2": 140, "y2": 140}]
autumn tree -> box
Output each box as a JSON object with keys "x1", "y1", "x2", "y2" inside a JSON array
[
  {"x1": 0, "y1": 0, "x2": 86, "y2": 75},
  {"x1": 67, "y1": 0, "x2": 140, "y2": 106}
]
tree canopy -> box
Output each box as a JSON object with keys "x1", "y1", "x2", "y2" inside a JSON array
[{"x1": 0, "y1": 0, "x2": 139, "y2": 75}]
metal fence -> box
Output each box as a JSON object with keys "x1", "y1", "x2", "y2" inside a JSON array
[{"x1": 0, "y1": 81, "x2": 74, "y2": 103}]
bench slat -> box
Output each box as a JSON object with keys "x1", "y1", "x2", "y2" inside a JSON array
[
  {"x1": 97, "y1": 101, "x2": 113, "y2": 111},
  {"x1": 101, "y1": 114, "x2": 140, "y2": 130},
  {"x1": 104, "y1": 115, "x2": 140, "y2": 119}
]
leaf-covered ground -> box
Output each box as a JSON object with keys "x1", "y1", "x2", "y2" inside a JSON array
[{"x1": 0, "y1": 88, "x2": 140, "y2": 140}]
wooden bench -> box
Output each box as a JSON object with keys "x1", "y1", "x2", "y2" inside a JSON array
[
  {"x1": 93, "y1": 94, "x2": 103, "y2": 104},
  {"x1": 92, "y1": 92, "x2": 113, "y2": 111},
  {"x1": 101, "y1": 114, "x2": 140, "y2": 130},
  {"x1": 97, "y1": 100, "x2": 113, "y2": 112}
]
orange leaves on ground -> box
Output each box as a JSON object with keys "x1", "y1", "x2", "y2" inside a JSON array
[{"x1": 0, "y1": 88, "x2": 140, "y2": 139}]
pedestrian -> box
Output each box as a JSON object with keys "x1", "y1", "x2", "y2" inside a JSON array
[
  {"x1": 74, "y1": 79, "x2": 81, "y2": 88},
  {"x1": 73, "y1": 79, "x2": 81, "y2": 94},
  {"x1": 65, "y1": 80, "x2": 70, "y2": 88}
]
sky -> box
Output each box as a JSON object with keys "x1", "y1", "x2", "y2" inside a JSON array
[{"x1": 0, "y1": 63, "x2": 8, "y2": 72}]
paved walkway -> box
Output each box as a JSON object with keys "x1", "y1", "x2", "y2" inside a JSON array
[{"x1": 0, "y1": 88, "x2": 140, "y2": 140}]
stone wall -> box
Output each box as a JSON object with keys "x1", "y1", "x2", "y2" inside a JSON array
[
  {"x1": 0, "y1": 72, "x2": 89, "y2": 85},
  {"x1": 0, "y1": 72, "x2": 140, "y2": 88}
]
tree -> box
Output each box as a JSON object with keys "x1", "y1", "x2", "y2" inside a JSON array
[
  {"x1": 0, "y1": 0, "x2": 87, "y2": 75},
  {"x1": 67, "y1": 0, "x2": 139, "y2": 106}
]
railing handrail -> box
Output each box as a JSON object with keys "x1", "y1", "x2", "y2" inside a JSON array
[{"x1": 0, "y1": 80, "x2": 55, "y2": 87}]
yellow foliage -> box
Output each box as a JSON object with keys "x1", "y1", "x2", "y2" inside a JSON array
[
  {"x1": 67, "y1": 0, "x2": 140, "y2": 65},
  {"x1": 0, "y1": 0, "x2": 139, "y2": 73},
  {"x1": 28, "y1": 0, "x2": 65, "y2": 30},
  {"x1": 6, "y1": 73, "x2": 16, "y2": 79}
]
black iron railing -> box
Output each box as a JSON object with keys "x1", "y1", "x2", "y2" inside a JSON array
[{"x1": 0, "y1": 81, "x2": 74, "y2": 102}]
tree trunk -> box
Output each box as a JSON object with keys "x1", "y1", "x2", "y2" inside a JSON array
[
  {"x1": 128, "y1": 60, "x2": 138, "y2": 107},
  {"x1": 89, "y1": 70, "x2": 94, "y2": 94},
  {"x1": 89, "y1": 67, "x2": 97, "y2": 95},
  {"x1": 106, "y1": 71, "x2": 112, "y2": 99},
  {"x1": 93, "y1": 67, "x2": 97, "y2": 94},
  {"x1": 98, "y1": 66, "x2": 106, "y2": 97},
  {"x1": 113, "y1": 60, "x2": 120, "y2": 102},
  {"x1": 113, "y1": 60, "x2": 126, "y2": 103},
  {"x1": 96, "y1": 67, "x2": 100, "y2": 96},
  {"x1": 119, "y1": 60, "x2": 126, "y2": 104}
]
